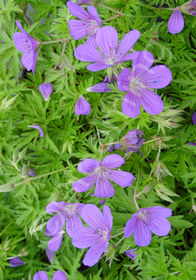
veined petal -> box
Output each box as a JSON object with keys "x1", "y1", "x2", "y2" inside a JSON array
[
  {"x1": 149, "y1": 216, "x2": 171, "y2": 236},
  {"x1": 66, "y1": 215, "x2": 83, "y2": 237},
  {"x1": 31, "y1": 50, "x2": 39, "y2": 74},
  {"x1": 83, "y1": 241, "x2": 108, "y2": 267},
  {"x1": 78, "y1": 159, "x2": 100, "y2": 173},
  {"x1": 75, "y1": 96, "x2": 91, "y2": 116},
  {"x1": 33, "y1": 271, "x2": 49, "y2": 280},
  {"x1": 86, "y1": 34, "x2": 97, "y2": 48},
  {"x1": 46, "y1": 201, "x2": 67, "y2": 213},
  {"x1": 46, "y1": 213, "x2": 65, "y2": 235},
  {"x1": 142, "y1": 65, "x2": 172, "y2": 89},
  {"x1": 117, "y1": 68, "x2": 132, "y2": 92},
  {"x1": 124, "y1": 214, "x2": 137, "y2": 238},
  {"x1": 134, "y1": 219, "x2": 152, "y2": 246},
  {"x1": 117, "y1": 30, "x2": 140, "y2": 59},
  {"x1": 103, "y1": 205, "x2": 113, "y2": 231},
  {"x1": 72, "y1": 227, "x2": 100, "y2": 248},
  {"x1": 168, "y1": 9, "x2": 184, "y2": 34},
  {"x1": 96, "y1": 26, "x2": 118, "y2": 57},
  {"x1": 48, "y1": 231, "x2": 64, "y2": 252},
  {"x1": 94, "y1": 175, "x2": 115, "y2": 198},
  {"x1": 122, "y1": 90, "x2": 141, "y2": 118},
  {"x1": 72, "y1": 174, "x2": 96, "y2": 192},
  {"x1": 87, "y1": 62, "x2": 109, "y2": 72},
  {"x1": 67, "y1": 1, "x2": 90, "y2": 21},
  {"x1": 39, "y1": 83, "x2": 53, "y2": 101},
  {"x1": 106, "y1": 170, "x2": 134, "y2": 188},
  {"x1": 87, "y1": 6, "x2": 101, "y2": 26},
  {"x1": 87, "y1": 82, "x2": 111, "y2": 92},
  {"x1": 125, "y1": 248, "x2": 138, "y2": 260},
  {"x1": 53, "y1": 271, "x2": 67, "y2": 280},
  {"x1": 68, "y1": 20, "x2": 93, "y2": 40},
  {"x1": 13, "y1": 32, "x2": 26, "y2": 52},
  {"x1": 80, "y1": 204, "x2": 105, "y2": 230},
  {"x1": 28, "y1": 125, "x2": 44, "y2": 137},
  {"x1": 74, "y1": 44, "x2": 103, "y2": 62},
  {"x1": 101, "y1": 154, "x2": 125, "y2": 168},
  {"x1": 21, "y1": 51, "x2": 33, "y2": 71},
  {"x1": 148, "y1": 206, "x2": 172, "y2": 218},
  {"x1": 132, "y1": 51, "x2": 154, "y2": 78},
  {"x1": 118, "y1": 52, "x2": 139, "y2": 63},
  {"x1": 139, "y1": 88, "x2": 164, "y2": 115}
]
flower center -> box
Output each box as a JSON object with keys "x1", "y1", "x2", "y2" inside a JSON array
[
  {"x1": 137, "y1": 210, "x2": 151, "y2": 225},
  {"x1": 25, "y1": 38, "x2": 32, "y2": 54},
  {"x1": 65, "y1": 204, "x2": 77, "y2": 218},
  {"x1": 95, "y1": 228, "x2": 108, "y2": 241},
  {"x1": 129, "y1": 78, "x2": 146, "y2": 94}
]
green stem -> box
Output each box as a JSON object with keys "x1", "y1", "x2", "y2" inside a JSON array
[
  {"x1": 41, "y1": 38, "x2": 70, "y2": 45},
  {"x1": 114, "y1": 236, "x2": 125, "y2": 248}
]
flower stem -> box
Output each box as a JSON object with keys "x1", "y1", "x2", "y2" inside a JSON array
[{"x1": 41, "y1": 38, "x2": 70, "y2": 45}]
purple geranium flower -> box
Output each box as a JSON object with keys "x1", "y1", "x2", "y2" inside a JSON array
[
  {"x1": 46, "y1": 202, "x2": 84, "y2": 237},
  {"x1": 108, "y1": 129, "x2": 145, "y2": 153},
  {"x1": 188, "y1": 142, "x2": 196, "y2": 146},
  {"x1": 9, "y1": 257, "x2": 25, "y2": 267},
  {"x1": 125, "y1": 248, "x2": 138, "y2": 260},
  {"x1": 45, "y1": 248, "x2": 54, "y2": 263},
  {"x1": 117, "y1": 51, "x2": 172, "y2": 118},
  {"x1": 87, "y1": 75, "x2": 116, "y2": 93},
  {"x1": 28, "y1": 125, "x2": 44, "y2": 137},
  {"x1": 72, "y1": 204, "x2": 113, "y2": 267},
  {"x1": 78, "y1": 0, "x2": 93, "y2": 4},
  {"x1": 124, "y1": 206, "x2": 172, "y2": 247},
  {"x1": 168, "y1": 1, "x2": 196, "y2": 34},
  {"x1": 39, "y1": 83, "x2": 53, "y2": 101},
  {"x1": 13, "y1": 20, "x2": 39, "y2": 73},
  {"x1": 74, "y1": 26, "x2": 140, "y2": 72},
  {"x1": 72, "y1": 154, "x2": 134, "y2": 198},
  {"x1": 75, "y1": 96, "x2": 91, "y2": 115},
  {"x1": 192, "y1": 112, "x2": 196, "y2": 125},
  {"x1": 67, "y1": 1, "x2": 101, "y2": 48},
  {"x1": 33, "y1": 270, "x2": 67, "y2": 280},
  {"x1": 46, "y1": 229, "x2": 64, "y2": 252}
]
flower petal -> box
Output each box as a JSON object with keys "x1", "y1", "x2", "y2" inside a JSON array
[
  {"x1": 66, "y1": 215, "x2": 83, "y2": 237},
  {"x1": 31, "y1": 50, "x2": 39, "y2": 74},
  {"x1": 96, "y1": 26, "x2": 118, "y2": 57},
  {"x1": 48, "y1": 231, "x2": 64, "y2": 252},
  {"x1": 122, "y1": 90, "x2": 141, "y2": 118},
  {"x1": 68, "y1": 19, "x2": 93, "y2": 40},
  {"x1": 78, "y1": 159, "x2": 100, "y2": 173},
  {"x1": 103, "y1": 205, "x2": 113, "y2": 231},
  {"x1": 15, "y1": 20, "x2": 25, "y2": 33},
  {"x1": 46, "y1": 213, "x2": 65, "y2": 235},
  {"x1": 72, "y1": 227, "x2": 100, "y2": 248},
  {"x1": 80, "y1": 204, "x2": 105, "y2": 229},
  {"x1": 125, "y1": 248, "x2": 138, "y2": 260},
  {"x1": 119, "y1": 52, "x2": 139, "y2": 63},
  {"x1": 21, "y1": 51, "x2": 34, "y2": 71},
  {"x1": 134, "y1": 219, "x2": 152, "y2": 246},
  {"x1": 74, "y1": 44, "x2": 103, "y2": 62},
  {"x1": 142, "y1": 65, "x2": 172, "y2": 89},
  {"x1": 148, "y1": 206, "x2": 172, "y2": 218},
  {"x1": 9, "y1": 257, "x2": 25, "y2": 267},
  {"x1": 87, "y1": 82, "x2": 111, "y2": 92},
  {"x1": 106, "y1": 170, "x2": 134, "y2": 188},
  {"x1": 39, "y1": 83, "x2": 53, "y2": 101},
  {"x1": 33, "y1": 271, "x2": 49, "y2": 280},
  {"x1": 86, "y1": 34, "x2": 97, "y2": 48},
  {"x1": 192, "y1": 112, "x2": 196, "y2": 125},
  {"x1": 117, "y1": 68, "x2": 132, "y2": 92},
  {"x1": 149, "y1": 216, "x2": 171, "y2": 236},
  {"x1": 117, "y1": 30, "x2": 140, "y2": 59},
  {"x1": 139, "y1": 88, "x2": 164, "y2": 115},
  {"x1": 132, "y1": 51, "x2": 154, "y2": 78},
  {"x1": 87, "y1": 6, "x2": 101, "y2": 26},
  {"x1": 13, "y1": 32, "x2": 26, "y2": 52},
  {"x1": 46, "y1": 201, "x2": 67, "y2": 213},
  {"x1": 45, "y1": 248, "x2": 54, "y2": 263},
  {"x1": 124, "y1": 214, "x2": 137, "y2": 238},
  {"x1": 72, "y1": 174, "x2": 96, "y2": 192},
  {"x1": 75, "y1": 96, "x2": 91, "y2": 116},
  {"x1": 83, "y1": 241, "x2": 108, "y2": 267},
  {"x1": 28, "y1": 125, "x2": 44, "y2": 137},
  {"x1": 168, "y1": 9, "x2": 184, "y2": 34},
  {"x1": 67, "y1": 1, "x2": 90, "y2": 20},
  {"x1": 87, "y1": 62, "x2": 109, "y2": 72},
  {"x1": 53, "y1": 270, "x2": 67, "y2": 280},
  {"x1": 101, "y1": 154, "x2": 125, "y2": 168},
  {"x1": 94, "y1": 175, "x2": 115, "y2": 198}
]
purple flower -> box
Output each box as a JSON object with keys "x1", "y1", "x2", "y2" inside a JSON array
[
  {"x1": 168, "y1": 8, "x2": 185, "y2": 34},
  {"x1": 39, "y1": 83, "x2": 53, "y2": 101},
  {"x1": 13, "y1": 20, "x2": 39, "y2": 73},
  {"x1": 72, "y1": 204, "x2": 113, "y2": 267},
  {"x1": 75, "y1": 96, "x2": 91, "y2": 116},
  {"x1": 74, "y1": 26, "x2": 140, "y2": 72},
  {"x1": 67, "y1": 1, "x2": 101, "y2": 48},
  {"x1": 181, "y1": 0, "x2": 196, "y2": 16},
  {"x1": 78, "y1": 0, "x2": 93, "y2": 4},
  {"x1": 46, "y1": 229, "x2": 64, "y2": 252},
  {"x1": 188, "y1": 142, "x2": 196, "y2": 146},
  {"x1": 72, "y1": 154, "x2": 134, "y2": 198},
  {"x1": 87, "y1": 75, "x2": 116, "y2": 93},
  {"x1": 28, "y1": 125, "x2": 44, "y2": 137},
  {"x1": 124, "y1": 206, "x2": 172, "y2": 247},
  {"x1": 117, "y1": 51, "x2": 172, "y2": 118},
  {"x1": 192, "y1": 112, "x2": 196, "y2": 125},
  {"x1": 108, "y1": 129, "x2": 145, "y2": 153},
  {"x1": 9, "y1": 257, "x2": 25, "y2": 267},
  {"x1": 46, "y1": 202, "x2": 84, "y2": 238},
  {"x1": 45, "y1": 248, "x2": 54, "y2": 263},
  {"x1": 33, "y1": 270, "x2": 67, "y2": 280},
  {"x1": 125, "y1": 248, "x2": 138, "y2": 260}
]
